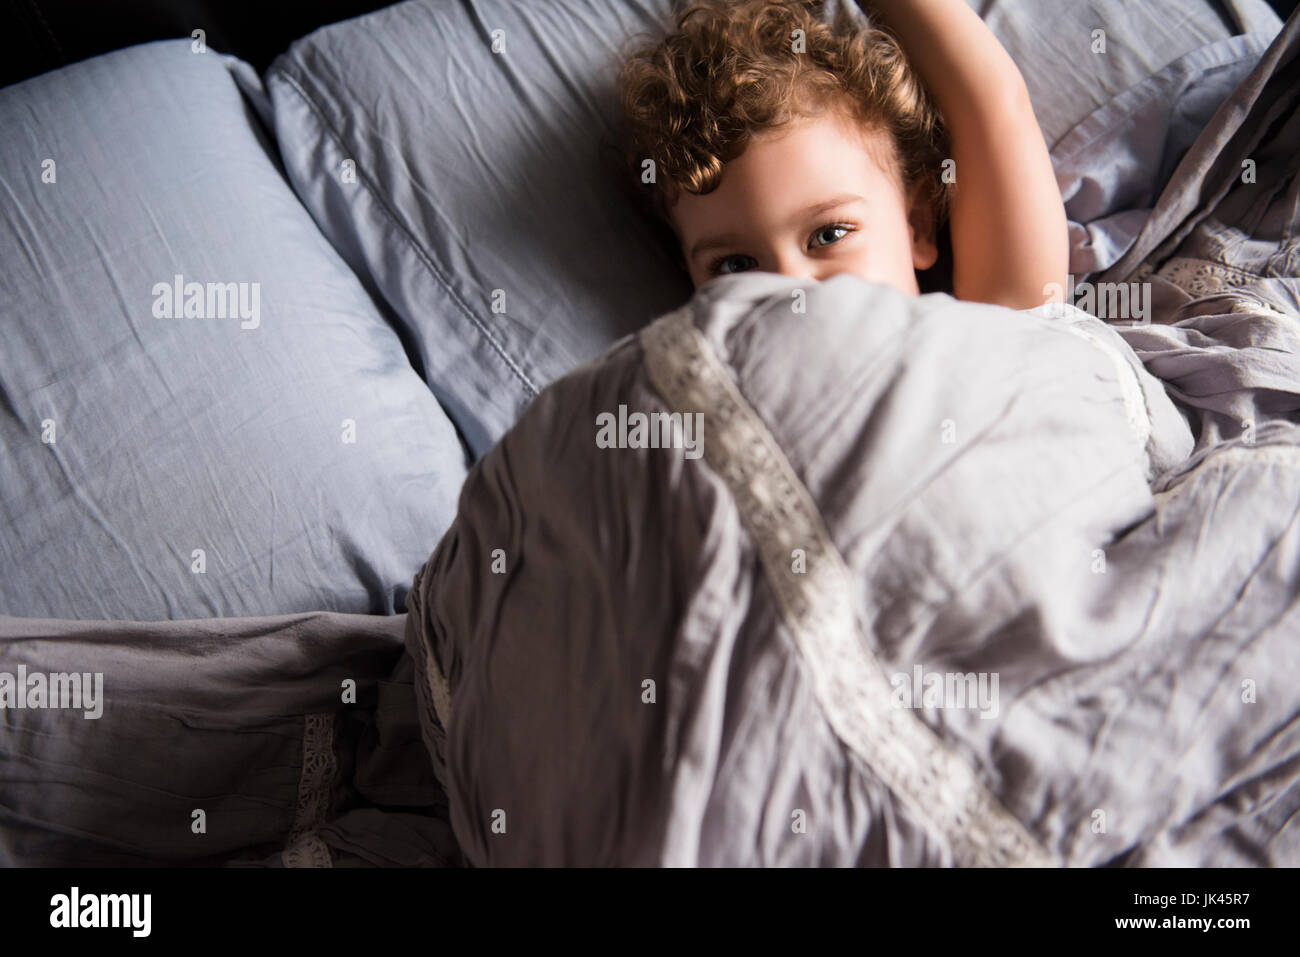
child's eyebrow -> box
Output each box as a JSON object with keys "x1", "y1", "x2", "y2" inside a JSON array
[
  {"x1": 688, "y1": 194, "x2": 867, "y2": 262},
  {"x1": 797, "y1": 193, "x2": 867, "y2": 221},
  {"x1": 689, "y1": 233, "x2": 744, "y2": 262}
]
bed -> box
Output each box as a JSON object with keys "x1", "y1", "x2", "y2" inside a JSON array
[{"x1": 1, "y1": 0, "x2": 1297, "y2": 866}]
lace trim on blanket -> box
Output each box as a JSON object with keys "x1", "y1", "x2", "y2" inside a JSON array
[
  {"x1": 1131, "y1": 257, "x2": 1297, "y2": 323},
  {"x1": 281, "y1": 712, "x2": 336, "y2": 868},
  {"x1": 410, "y1": 566, "x2": 453, "y2": 739},
  {"x1": 1153, "y1": 256, "x2": 1259, "y2": 296},
  {"x1": 1139, "y1": 255, "x2": 1291, "y2": 307},
  {"x1": 424, "y1": 640, "x2": 454, "y2": 732},
  {"x1": 640, "y1": 305, "x2": 1058, "y2": 868}
]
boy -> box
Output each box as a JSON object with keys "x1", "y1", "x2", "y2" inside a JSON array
[{"x1": 618, "y1": 0, "x2": 1068, "y2": 309}]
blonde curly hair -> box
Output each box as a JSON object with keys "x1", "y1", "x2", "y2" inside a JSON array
[{"x1": 616, "y1": 0, "x2": 951, "y2": 241}]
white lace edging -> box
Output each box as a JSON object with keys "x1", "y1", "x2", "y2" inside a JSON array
[
  {"x1": 1140, "y1": 257, "x2": 1296, "y2": 324},
  {"x1": 1156, "y1": 256, "x2": 1258, "y2": 297},
  {"x1": 641, "y1": 305, "x2": 1058, "y2": 868},
  {"x1": 281, "y1": 712, "x2": 336, "y2": 868},
  {"x1": 425, "y1": 642, "x2": 454, "y2": 732},
  {"x1": 410, "y1": 566, "x2": 454, "y2": 737}
]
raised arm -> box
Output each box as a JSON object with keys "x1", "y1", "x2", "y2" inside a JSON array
[{"x1": 862, "y1": 0, "x2": 1068, "y2": 308}]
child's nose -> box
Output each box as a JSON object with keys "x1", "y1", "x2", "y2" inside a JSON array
[{"x1": 771, "y1": 253, "x2": 819, "y2": 283}]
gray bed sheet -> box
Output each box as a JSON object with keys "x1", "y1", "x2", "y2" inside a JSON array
[{"x1": 0, "y1": 611, "x2": 460, "y2": 867}]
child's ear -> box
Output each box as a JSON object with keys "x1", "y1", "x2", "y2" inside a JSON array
[{"x1": 905, "y1": 181, "x2": 939, "y2": 271}]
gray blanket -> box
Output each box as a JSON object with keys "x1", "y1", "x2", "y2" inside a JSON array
[{"x1": 406, "y1": 274, "x2": 1299, "y2": 865}]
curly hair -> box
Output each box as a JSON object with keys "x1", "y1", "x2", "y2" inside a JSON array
[{"x1": 616, "y1": 0, "x2": 951, "y2": 238}]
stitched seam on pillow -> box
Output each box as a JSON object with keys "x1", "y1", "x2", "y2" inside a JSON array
[
  {"x1": 1049, "y1": 32, "x2": 1271, "y2": 161},
  {"x1": 271, "y1": 66, "x2": 539, "y2": 398}
]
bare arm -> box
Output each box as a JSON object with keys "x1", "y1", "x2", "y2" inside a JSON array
[{"x1": 862, "y1": 0, "x2": 1068, "y2": 308}]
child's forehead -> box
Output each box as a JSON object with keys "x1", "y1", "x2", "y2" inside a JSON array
[
  {"x1": 669, "y1": 126, "x2": 905, "y2": 241},
  {"x1": 711, "y1": 110, "x2": 902, "y2": 194},
  {"x1": 755, "y1": 106, "x2": 896, "y2": 154}
]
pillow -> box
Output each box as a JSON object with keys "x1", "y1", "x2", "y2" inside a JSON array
[
  {"x1": 266, "y1": 0, "x2": 1281, "y2": 458},
  {"x1": 266, "y1": 0, "x2": 695, "y2": 458},
  {"x1": 968, "y1": 0, "x2": 1282, "y2": 148},
  {"x1": 0, "y1": 40, "x2": 469, "y2": 620},
  {"x1": 979, "y1": 0, "x2": 1286, "y2": 275}
]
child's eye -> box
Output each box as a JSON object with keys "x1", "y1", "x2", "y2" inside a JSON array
[
  {"x1": 706, "y1": 226, "x2": 853, "y2": 276},
  {"x1": 810, "y1": 224, "x2": 854, "y2": 248},
  {"x1": 709, "y1": 254, "x2": 759, "y2": 276}
]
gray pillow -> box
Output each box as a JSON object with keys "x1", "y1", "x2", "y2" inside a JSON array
[
  {"x1": 977, "y1": 0, "x2": 1284, "y2": 275},
  {"x1": 266, "y1": 0, "x2": 1281, "y2": 458},
  {"x1": 0, "y1": 39, "x2": 469, "y2": 620},
  {"x1": 266, "y1": 0, "x2": 694, "y2": 458},
  {"x1": 969, "y1": 0, "x2": 1281, "y2": 148}
]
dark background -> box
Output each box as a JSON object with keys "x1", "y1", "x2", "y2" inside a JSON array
[
  {"x1": 0, "y1": 0, "x2": 394, "y2": 89},
  {"x1": 2, "y1": 0, "x2": 1298, "y2": 91}
]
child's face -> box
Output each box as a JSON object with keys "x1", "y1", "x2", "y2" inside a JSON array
[{"x1": 669, "y1": 108, "x2": 937, "y2": 293}]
